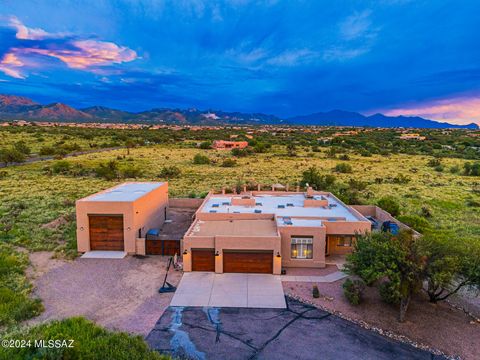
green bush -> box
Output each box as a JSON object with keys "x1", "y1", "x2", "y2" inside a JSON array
[
  {"x1": 221, "y1": 158, "x2": 237, "y2": 167},
  {"x1": 199, "y1": 141, "x2": 212, "y2": 149},
  {"x1": 334, "y1": 163, "x2": 352, "y2": 173},
  {"x1": 120, "y1": 165, "x2": 143, "y2": 179},
  {"x1": 377, "y1": 196, "x2": 400, "y2": 216},
  {"x1": 396, "y1": 214, "x2": 430, "y2": 233},
  {"x1": 51, "y1": 160, "x2": 72, "y2": 174},
  {"x1": 0, "y1": 317, "x2": 167, "y2": 360},
  {"x1": 464, "y1": 162, "x2": 480, "y2": 176},
  {"x1": 379, "y1": 281, "x2": 400, "y2": 305},
  {"x1": 159, "y1": 165, "x2": 182, "y2": 178},
  {"x1": 342, "y1": 278, "x2": 365, "y2": 305},
  {"x1": 312, "y1": 285, "x2": 320, "y2": 298},
  {"x1": 95, "y1": 160, "x2": 119, "y2": 180},
  {"x1": 300, "y1": 166, "x2": 336, "y2": 191},
  {"x1": 193, "y1": 153, "x2": 210, "y2": 164},
  {"x1": 427, "y1": 158, "x2": 442, "y2": 167},
  {"x1": 231, "y1": 148, "x2": 252, "y2": 157}
]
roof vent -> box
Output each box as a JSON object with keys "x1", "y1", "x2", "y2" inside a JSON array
[
  {"x1": 254, "y1": 209, "x2": 262, "y2": 213},
  {"x1": 209, "y1": 210, "x2": 217, "y2": 213},
  {"x1": 256, "y1": 202, "x2": 263, "y2": 206},
  {"x1": 286, "y1": 203, "x2": 294, "y2": 207},
  {"x1": 277, "y1": 205, "x2": 285, "y2": 209},
  {"x1": 222, "y1": 202, "x2": 230, "y2": 206},
  {"x1": 212, "y1": 204, "x2": 219, "y2": 208}
]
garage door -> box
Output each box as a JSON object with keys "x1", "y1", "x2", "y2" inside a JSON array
[
  {"x1": 89, "y1": 215, "x2": 124, "y2": 251},
  {"x1": 223, "y1": 251, "x2": 273, "y2": 274},
  {"x1": 192, "y1": 249, "x2": 215, "y2": 271}
]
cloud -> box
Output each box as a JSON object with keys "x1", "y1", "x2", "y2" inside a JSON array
[
  {"x1": 339, "y1": 10, "x2": 373, "y2": 41},
  {"x1": 0, "y1": 16, "x2": 138, "y2": 78},
  {"x1": 380, "y1": 95, "x2": 480, "y2": 125}
]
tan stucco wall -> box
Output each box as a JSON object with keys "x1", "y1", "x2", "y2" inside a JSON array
[
  {"x1": 76, "y1": 183, "x2": 169, "y2": 254},
  {"x1": 279, "y1": 225, "x2": 327, "y2": 268}
]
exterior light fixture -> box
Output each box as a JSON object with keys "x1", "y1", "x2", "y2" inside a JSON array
[
  {"x1": 183, "y1": 250, "x2": 188, "y2": 255},
  {"x1": 127, "y1": 227, "x2": 131, "y2": 231},
  {"x1": 80, "y1": 227, "x2": 84, "y2": 231},
  {"x1": 215, "y1": 251, "x2": 220, "y2": 257},
  {"x1": 276, "y1": 252, "x2": 281, "y2": 258}
]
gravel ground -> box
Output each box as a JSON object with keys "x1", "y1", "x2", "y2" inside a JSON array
[
  {"x1": 284, "y1": 265, "x2": 340, "y2": 276},
  {"x1": 28, "y1": 253, "x2": 182, "y2": 335},
  {"x1": 283, "y1": 279, "x2": 480, "y2": 360}
]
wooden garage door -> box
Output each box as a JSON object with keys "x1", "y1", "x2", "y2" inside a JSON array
[
  {"x1": 191, "y1": 249, "x2": 215, "y2": 271},
  {"x1": 223, "y1": 251, "x2": 273, "y2": 274},
  {"x1": 89, "y1": 215, "x2": 124, "y2": 251}
]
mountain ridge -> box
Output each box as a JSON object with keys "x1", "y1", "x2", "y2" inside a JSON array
[{"x1": 0, "y1": 94, "x2": 477, "y2": 129}]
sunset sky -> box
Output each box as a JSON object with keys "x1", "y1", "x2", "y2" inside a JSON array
[{"x1": 0, "y1": 0, "x2": 479, "y2": 124}]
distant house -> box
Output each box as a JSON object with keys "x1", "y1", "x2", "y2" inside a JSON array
[
  {"x1": 399, "y1": 133, "x2": 426, "y2": 140},
  {"x1": 212, "y1": 140, "x2": 249, "y2": 150}
]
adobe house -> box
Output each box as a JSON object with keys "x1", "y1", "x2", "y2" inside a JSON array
[
  {"x1": 212, "y1": 140, "x2": 249, "y2": 150},
  {"x1": 76, "y1": 182, "x2": 168, "y2": 254},
  {"x1": 182, "y1": 187, "x2": 372, "y2": 275}
]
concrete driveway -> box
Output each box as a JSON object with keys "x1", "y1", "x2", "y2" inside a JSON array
[
  {"x1": 170, "y1": 272, "x2": 286, "y2": 308},
  {"x1": 146, "y1": 298, "x2": 444, "y2": 360}
]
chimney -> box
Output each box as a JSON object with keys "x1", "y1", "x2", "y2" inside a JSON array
[{"x1": 307, "y1": 186, "x2": 314, "y2": 197}]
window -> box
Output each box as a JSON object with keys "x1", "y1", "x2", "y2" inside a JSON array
[
  {"x1": 328, "y1": 235, "x2": 355, "y2": 247},
  {"x1": 291, "y1": 236, "x2": 313, "y2": 259}
]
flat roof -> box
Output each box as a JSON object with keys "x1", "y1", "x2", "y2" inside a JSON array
[
  {"x1": 202, "y1": 193, "x2": 361, "y2": 221},
  {"x1": 84, "y1": 182, "x2": 165, "y2": 202},
  {"x1": 276, "y1": 218, "x2": 323, "y2": 227},
  {"x1": 189, "y1": 219, "x2": 278, "y2": 237}
]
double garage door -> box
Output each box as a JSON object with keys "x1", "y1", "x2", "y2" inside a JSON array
[
  {"x1": 191, "y1": 249, "x2": 273, "y2": 274},
  {"x1": 89, "y1": 215, "x2": 124, "y2": 251}
]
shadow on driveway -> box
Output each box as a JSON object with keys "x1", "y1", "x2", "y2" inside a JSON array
[{"x1": 146, "y1": 297, "x2": 445, "y2": 360}]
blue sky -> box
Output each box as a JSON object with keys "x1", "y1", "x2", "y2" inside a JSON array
[{"x1": 0, "y1": 0, "x2": 479, "y2": 124}]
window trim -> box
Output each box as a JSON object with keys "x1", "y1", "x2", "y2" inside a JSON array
[{"x1": 291, "y1": 236, "x2": 313, "y2": 259}]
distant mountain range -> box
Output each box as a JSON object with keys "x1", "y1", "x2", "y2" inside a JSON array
[{"x1": 0, "y1": 94, "x2": 477, "y2": 129}]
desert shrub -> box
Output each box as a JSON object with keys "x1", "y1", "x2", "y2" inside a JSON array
[
  {"x1": 379, "y1": 281, "x2": 400, "y2": 305},
  {"x1": 342, "y1": 278, "x2": 365, "y2": 305},
  {"x1": 94, "y1": 160, "x2": 119, "y2": 180},
  {"x1": 0, "y1": 170, "x2": 8, "y2": 179},
  {"x1": 39, "y1": 145, "x2": 56, "y2": 156},
  {"x1": 420, "y1": 206, "x2": 432, "y2": 218},
  {"x1": 391, "y1": 174, "x2": 411, "y2": 184},
  {"x1": 434, "y1": 164, "x2": 444, "y2": 172},
  {"x1": 221, "y1": 158, "x2": 237, "y2": 167},
  {"x1": 13, "y1": 141, "x2": 31, "y2": 156},
  {"x1": 464, "y1": 162, "x2": 480, "y2": 176},
  {"x1": 199, "y1": 141, "x2": 212, "y2": 149},
  {"x1": 120, "y1": 166, "x2": 143, "y2": 179},
  {"x1": 377, "y1": 196, "x2": 400, "y2": 216},
  {"x1": 193, "y1": 153, "x2": 210, "y2": 164},
  {"x1": 396, "y1": 214, "x2": 430, "y2": 233},
  {"x1": 338, "y1": 154, "x2": 350, "y2": 161},
  {"x1": 0, "y1": 317, "x2": 166, "y2": 360},
  {"x1": 253, "y1": 142, "x2": 270, "y2": 153},
  {"x1": 51, "y1": 160, "x2": 72, "y2": 174},
  {"x1": 466, "y1": 198, "x2": 480, "y2": 207},
  {"x1": 300, "y1": 166, "x2": 336, "y2": 191},
  {"x1": 312, "y1": 285, "x2": 320, "y2": 298},
  {"x1": 427, "y1": 158, "x2": 442, "y2": 167},
  {"x1": 0, "y1": 147, "x2": 26, "y2": 165},
  {"x1": 159, "y1": 165, "x2": 182, "y2": 178},
  {"x1": 0, "y1": 246, "x2": 43, "y2": 326},
  {"x1": 334, "y1": 163, "x2": 352, "y2": 173},
  {"x1": 449, "y1": 165, "x2": 460, "y2": 173},
  {"x1": 231, "y1": 148, "x2": 252, "y2": 157}
]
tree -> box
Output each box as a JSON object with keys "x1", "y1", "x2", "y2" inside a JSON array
[
  {"x1": 95, "y1": 160, "x2": 119, "y2": 180},
  {"x1": 345, "y1": 230, "x2": 424, "y2": 322},
  {"x1": 286, "y1": 143, "x2": 297, "y2": 157},
  {"x1": 159, "y1": 165, "x2": 181, "y2": 179},
  {"x1": 124, "y1": 140, "x2": 136, "y2": 155},
  {"x1": 300, "y1": 166, "x2": 336, "y2": 191},
  {"x1": 377, "y1": 196, "x2": 400, "y2": 216},
  {"x1": 0, "y1": 147, "x2": 26, "y2": 166},
  {"x1": 199, "y1": 141, "x2": 212, "y2": 149},
  {"x1": 420, "y1": 232, "x2": 480, "y2": 303}
]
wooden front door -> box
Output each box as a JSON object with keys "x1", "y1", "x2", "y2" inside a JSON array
[
  {"x1": 223, "y1": 251, "x2": 273, "y2": 274},
  {"x1": 191, "y1": 249, "x2": 215, "y2": 271},
  {"x1": 89, "y1": 215, "x2": 124, "y2": 251}
]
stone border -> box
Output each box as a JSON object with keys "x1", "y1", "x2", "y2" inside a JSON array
[{"x1": 285, "y1": 293, "x2": 457, "y2": 360}]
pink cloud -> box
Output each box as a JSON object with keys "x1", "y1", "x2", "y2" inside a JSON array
[
  {"x1": 0, "y1": 53, "x2": 25, "y2": 79},
  {"x1": 0, "y1": 17, "x2": 138, "y2": 78},
  {"x1": 379, "y1": 96, "x2": 480, "y2": 125}
]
